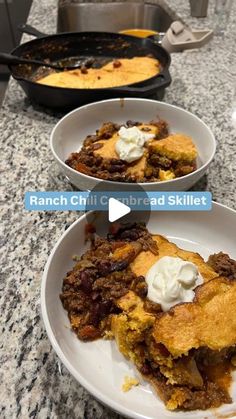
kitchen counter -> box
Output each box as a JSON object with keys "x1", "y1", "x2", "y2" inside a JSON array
[{"x1": 1, "y1": 0, "x2": 236, "y2": 418}]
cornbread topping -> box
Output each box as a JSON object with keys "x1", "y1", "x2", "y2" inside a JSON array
[
  {"x1": 115, "y1": 126, "x2": 155, "y2": 163},
  {"x1": 145, "y1": 256, "x2": 203, "y2": 311},
  {"x1": 37, "y1": 56, "x2": 160, "y2": 89}
]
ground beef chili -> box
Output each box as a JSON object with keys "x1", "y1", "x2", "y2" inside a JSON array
[
  {"x1": 60, "y1": 223, "x2": 158, "y2": 341},
  {"x1": 207, "y1": 252, "x2": 236, "y2": 280}
]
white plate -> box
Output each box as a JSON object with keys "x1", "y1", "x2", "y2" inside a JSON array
[
  {"x1": 50, "y1": 98, "x2": 216, "y2": 191},
  {"x1": 41, "y1": 203, "x2": 236, "y2": 419}
]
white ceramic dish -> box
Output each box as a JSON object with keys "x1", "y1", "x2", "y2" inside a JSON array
[
  {"x1": 50, "y1": 98, "x2": 216, "y2": 191},
  {"x1": 41, "y1": 203, "x2": 236, "y2": 419}
]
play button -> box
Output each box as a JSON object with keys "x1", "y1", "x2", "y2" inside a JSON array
[
  {"x1": 108, "y1": 197, "x2": 131, "y2": 222},
  {"x1": 85, "y1": 181, "x2": 151, "y2": 231}
]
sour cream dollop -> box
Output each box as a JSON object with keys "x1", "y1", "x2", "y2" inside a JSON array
[
  {"x1": 115, "y1": 126, "x2": 155, "y2": 163},
  {"x1": 145, "y1": 256, "x2": 203, "y2": 311}
]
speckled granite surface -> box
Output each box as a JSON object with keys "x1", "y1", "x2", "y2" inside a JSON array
[{"x1": 1, "y1": 0, "x2": 236, "y2": 418}]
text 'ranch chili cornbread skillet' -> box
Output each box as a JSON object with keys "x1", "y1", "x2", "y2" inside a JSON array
[{"x1": 5, "y1": 24, "x2": 171, "y2": 109}]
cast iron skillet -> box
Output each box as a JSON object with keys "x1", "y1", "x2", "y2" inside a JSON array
[{"x1": 8, "y1": 24, "x2": 171, "y2": 109}]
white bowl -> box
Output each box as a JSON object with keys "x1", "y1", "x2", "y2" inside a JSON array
[
  {"x1": 41, "y1": 203, "x2": 236, "y2": 419},
  {"x1": 50, "y1": 98, "x2": 216, "y2": 191}
]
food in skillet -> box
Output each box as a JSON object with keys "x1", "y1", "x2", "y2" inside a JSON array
[
  {"x1": 65, "y1": 119, "x2": 198, "y2": 183},
  {"x1": 60, "y1": 222, "x2": 236, "y2": 411},
  {"x1": 37, "y1": 56, "x2": 160, "y2": 89}
]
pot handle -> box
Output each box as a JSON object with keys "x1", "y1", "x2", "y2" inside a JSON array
[
  {"x1": 18, "y1": 24, "x2": 48, "y2": 38},
  {"x1": 113, "y1": 70, "x2": 171, "y2": 95}
]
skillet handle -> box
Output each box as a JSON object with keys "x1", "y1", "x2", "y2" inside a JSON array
[
  {"x1": 115, "y1": 70, "x2": 171, "y2": 95},
  {"x1": 18, "y1": 24, "x2": 48, "y2": 38}
]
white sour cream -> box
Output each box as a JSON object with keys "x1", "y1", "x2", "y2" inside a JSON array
[
  {"x1": 115, "y1": 126, "x2": 155, "y2": 163},
  {"x1": 145, "y1": 256, "x2": 203, "y2": 311}
]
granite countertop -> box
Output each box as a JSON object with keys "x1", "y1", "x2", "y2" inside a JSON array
[{"x1": 1, "y1": 0, "x2": 236, "y2": 417}]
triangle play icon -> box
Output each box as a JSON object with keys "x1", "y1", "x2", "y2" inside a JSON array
[{"x1": 108, "y1": 197, "x2": 131, "y2": 222}]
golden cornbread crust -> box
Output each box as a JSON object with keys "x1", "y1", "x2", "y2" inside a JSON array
[
  {"x1": 150, "y1": 134, "x2": 198, "y2": 162},
  {"x1": 112, "y1": 291, "x2": 155, "y2": 366},
  {"x1": 38, "y1": 57, "x2": 160, "y2": 89},
  {"x1": 153, "y1": 277, "x2": 236, "y2": 357},
  {"x1": 60, "y1": 223, "x2": 236, "y2": 412},
  {"x1": 131, "y1": 234, "x2": 218, "y2": 282}
]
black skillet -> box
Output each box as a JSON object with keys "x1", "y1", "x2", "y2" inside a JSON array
[{"x1": 6, "y1": 24, "x2": 171, "y2": 109}]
